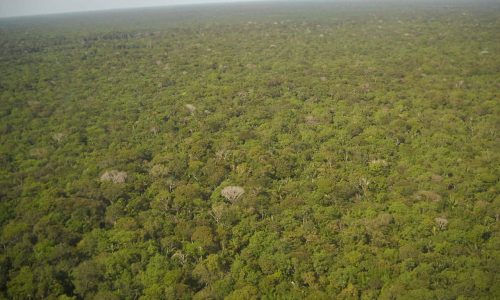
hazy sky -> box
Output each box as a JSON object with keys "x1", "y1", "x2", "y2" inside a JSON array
[{"x1": 0, "y1": 0, "x2": 271, "y2": 18}]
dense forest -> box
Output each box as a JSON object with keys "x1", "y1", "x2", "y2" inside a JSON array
[{"x1": 0, "y1": 1, "x2": 499, "y2": 299}]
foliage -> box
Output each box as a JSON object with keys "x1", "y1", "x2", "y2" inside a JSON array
[{"x1": 0, "y1": 1, "x2": 499, "y2": 299}]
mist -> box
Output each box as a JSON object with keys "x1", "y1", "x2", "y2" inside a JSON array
[
  {"x1": 1, "y1": 0, "x2": 493, "y2": 18},
  {"x1": 0, "y1": 0, "x2": 270, "y2": 18}
]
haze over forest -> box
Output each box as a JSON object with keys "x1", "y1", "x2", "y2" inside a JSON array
[
  {"x1": 4, "y1": 0, "x2": 268, "y2": 18},
  {"x1": 0, "y1": 0, "x2": 498, "y2": 299},
  {"x1": 1, "y1": 0, "x2": 497, "y2": 18}
]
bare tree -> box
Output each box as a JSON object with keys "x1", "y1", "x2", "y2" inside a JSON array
[
  {"x1": 185, "y1": 104, "x2": 196, "y2": 115},
  {"x1": 358, "y1": 177, "x2": 370, "y2": 196},
  {"x1": 435, "y1": 217, "x2": 448, "y2": 230},
  {"x1": 52, "y1": 132, "x2": 65, "y2": 143},
  {"x1": 221, "y1": 186, "x2": 245, "y2": 204},
  {"x1": 172, "y1": 251, "x2": 187, "y2": 266},
  {"x1": 305, "y1": 115, "x2": 320, "y2": 125},
  {"x1": 150, "y1": 164, "x2": 169, "y2": 178},
  {"x1": 150, "y1": 126, "x2": 159, "y2": 135},
  {"x1": 215, "y1": 150, "x2": 229, "y2": 161},
  {"x1": 369, "y1": 159, "x2": 388, "y2": 167},
  {"x1": 415, "y1": 190, "x2": 442, "y2": 202},
  {"x1": 210, "y1": 203, "x2": 226, "y2": 224},
  {"x1": 100, "y1": 170, "x2": 127, "y2": 184}
]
